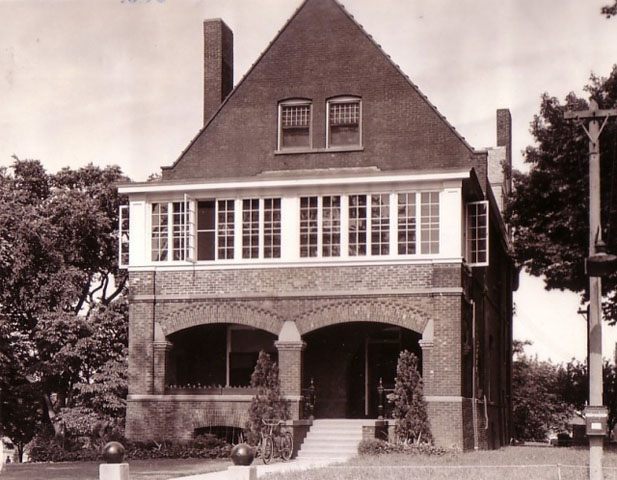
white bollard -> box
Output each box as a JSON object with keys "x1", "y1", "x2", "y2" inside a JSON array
[
  {"x1": 99, "y1": 462, "x2": 129, "y2": 480},
  {"x1": 226, "y1": 465, "x2": 257, "y2": 480}
]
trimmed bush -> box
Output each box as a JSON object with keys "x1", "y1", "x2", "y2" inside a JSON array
[
  {"x1": 390, "y1": 350, "x2": 433, "y2": 444},
  {"x1": 245, "y1": 351, "x2": 289, "y2": 445},
  {"x1": 28, "y1": 433, "x2": 231, "y2": 462},
  {"x1": 358, "y1": 439, "x2": 452, "y2": 457}
]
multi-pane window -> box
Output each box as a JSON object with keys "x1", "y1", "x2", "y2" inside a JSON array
[
  {"x1": 119, "y1": 205, "x2": 130, "y2": 268},
  {"x1": 145, "y1": 191, "x2": 442, "y2": 264},
  {"x1": 171, "y1": 202, "x2": 187, "y2": 260},
  {"x1": 322, "y1": 196, "x2": 341, "y2": 257},
  {"x1": 151, "y1": 203, "x2": 169, "y2": 261},
  {"x1": 371, "y1": 194, "x2": 389, "y2": 255},
  {"x1": 300, "y1": 197, "x2": 318, "y2": 257},
  {"x1": 151, "y1": 202, "x2": 188, "y2": 261},
  {"x1": 263, "y1": 198, "x2": 281, "y2": 259},
  {"x1": 300, "y1": 196, "x2": 341, "y2": 258},
  {"x1": 328, "y1": 98, "x2": 361, "y2": 147},
  {"x1": 242, "y1": 199, "x2": 260, "y2": 259},
  {"x1": 348, "y1": 195, "x2": 367, "y2": 256},
  {"x1": 279, "y1": 102, "x2": 311, "y2": 149},
  {"x1": 467, "y1": 200, "x2": 489, "y2": 266},
  {"x1": 349, "y1": 194, "x2": 389, "y2": 256},
  {"x1": 420, "y1": 192, "x2": 440, "y2": 254},
  {"x1": 397, "y1": 193, "x2": 416, "y2": 255},
  {"x1": 217, "y1": 200, "x2": 235, "y2": 260}
]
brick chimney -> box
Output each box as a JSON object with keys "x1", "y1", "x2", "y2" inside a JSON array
[
  {"x1": 203, "y1": 19, "x2": 234, "y2": 125},
  {"x1": 496, "y1": 108, "x2": 512, "y2": 169}
]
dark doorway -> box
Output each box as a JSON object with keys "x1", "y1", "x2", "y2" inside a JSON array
[{"x1": 303, "y1": 322, "x2": 421, "y2": 419}]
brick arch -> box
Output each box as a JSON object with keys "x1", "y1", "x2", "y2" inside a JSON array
[
  {"x1": 188, "y1": 404, "x2": 250, "y2": 430},
  {"x1": 159, "y1": 302, "x2": 283, "y2": 337},
  {"x1": 296, "y1": 300, "x2": 431, "y2": 335}
]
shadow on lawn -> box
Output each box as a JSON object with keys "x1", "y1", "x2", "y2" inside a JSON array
[{"x1": 0, "y1": 457, "x2": 230, "y2": 480}]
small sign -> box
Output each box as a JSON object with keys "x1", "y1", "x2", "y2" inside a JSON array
[{"x1": 585, "y1": 406, "x2": 608, "y2": 436}]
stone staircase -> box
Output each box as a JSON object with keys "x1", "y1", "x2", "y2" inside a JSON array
[{"x1": 296, "y1": 419, "x2": 367, "y2": 460}]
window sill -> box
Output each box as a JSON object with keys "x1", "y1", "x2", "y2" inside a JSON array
[{"x1": 275, "y1": 146, "x2": 364, "y2": 155}]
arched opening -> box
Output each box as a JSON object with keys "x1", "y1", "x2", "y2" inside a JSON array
[
  {"x1": 167, "y1": 323, "x2": 277, "y2": 388},
  {"x1": 303, "y1": 322, "x2": 421, "y2": 419}
]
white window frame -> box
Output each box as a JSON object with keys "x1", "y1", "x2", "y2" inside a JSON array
[
  {"x1": 467, "y1": 200, "x2": 489, "y2": 267},
  {"x1": 326, "y1": 96, "x2": 362, "y2": 148},
  {"x1": 150, "y1": 200, "x2": 190, "y2": 263},
  {"x1": 419, "y1": 191, "x2": 440, "y2": 255},
  {"x1": 118, "y1": 205, "x2": 130, "y2": 269},
  {"x1": 184, "y1": 194, "x2": 196, "y2": 262},
  {"x1": 299, "y1": 195, "x2": 342, "y2": 258},
  {"x1": 277, "y1": 99, "x2": 312, "y2": 151}
]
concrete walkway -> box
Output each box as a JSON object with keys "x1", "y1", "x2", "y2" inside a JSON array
[{"x1": 173, "y1": 456, "x2": 351, "y2": 480}]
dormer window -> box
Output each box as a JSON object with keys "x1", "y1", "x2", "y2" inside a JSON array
[
  {"x1": 278, "y1": 100, "x2": 312, "y2": 150},
  {"x1": 327, "y1": 97, "x2": 361, "y2": 148}
]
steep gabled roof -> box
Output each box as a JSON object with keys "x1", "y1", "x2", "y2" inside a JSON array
[{"x1": 162, "y1": 0, "x2": 485, "y2": 181}]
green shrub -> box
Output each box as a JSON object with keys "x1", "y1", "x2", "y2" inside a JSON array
[
  {"x1": 358, "y1": 438, "x2": 452, "y2": 456},
  {"x1": 245, "y1": 351, "x2": 289, "y2": 445},
  {"x1": 390, "y1": 350, "x2": 433, "y2": 444},
  {"x1": 28, "y1": 432, "x2": 231, "y2": 462}
]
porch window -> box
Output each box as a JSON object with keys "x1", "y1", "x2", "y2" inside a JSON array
[
  {"x1": 263, "y1": 198, "x2": 281, "y2": 259},
  {"x1": 300, "y1": 197, "x2": 318, "y2": 257},
  {"x1": 300, "y1": 196, "x2": 341, "y2": 258},
  {"x1": 397, "y1": 193, "x2": 416, "y2": 255},
  {"x1": 322, "y1": 196, "x2": 341, "y2": 257},
  {"x1": 242, "y1": 199, "x2": 260, "y2": 259},
  {"x1": 217, "y1": 200, "x2": 235, "y2": 260},
  {"x1": 151, "y1": 201, "x2": 188, "y2": 261},
  {"x1": 349, "y1": 194, "x2": 389, "y2": 256},
  {"x1": 371, "y1": 194, "x2": 389, "y2": 255},
  {"x1": 420, "y1": 192, "x2": 439, "y2": 254},
  {"x1": 242, "y1": 198, "x2": 281, "y2": 259},
  {"x1": 348, "y1": 195, "x2": 367, "y2": 256},
  {"x1": 467, "y1": 200, "x2": 489, "y2": 266},
  {"x1": 119, "y1": 205, "x2": 129, "y2": 268},
  {"x1": 279, "y1": 100, "x2": 312, "y2": 150},
  {"x1": 327, "y1": 97, "x2": 361, "y2": 147}
]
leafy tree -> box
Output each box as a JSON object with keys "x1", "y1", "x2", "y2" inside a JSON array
[
  {"x1": 512, "y1": 347, "x2": 574, "y2": 440},
  {"x1": 245, "y1": 351, "x2": 288, "y2": 444},
  {"x1": 555, "y1": 359, "x2": 617, "y2": 438},
  {"x1": 389, "y1": 350, "x2": 432, "y2": 444},
  {"x1": 507, "y1": 66, "x2": 617, "y2": 323},
  {"x1": 0, "y1": 158, "x2": 129, "y2": 444}
]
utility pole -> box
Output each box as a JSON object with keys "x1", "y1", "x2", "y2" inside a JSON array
[{"x1": 565, "y1": 100, "x2": 617, "y2": 480}]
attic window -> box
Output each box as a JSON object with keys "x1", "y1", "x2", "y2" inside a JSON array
[
  {"x1": 327, "y1": 97, "x2": 361, "y2": 147},
  {"x1": 278, "y1": 100, "x2": 312, "y2": 150}
]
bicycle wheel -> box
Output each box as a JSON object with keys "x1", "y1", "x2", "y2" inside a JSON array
[
  {"x1": 262, "y1": 435, "x2": 274, "y2": 464},
  {"x1": 280, "y1": 431, "x2": 293, "y2": 461}
]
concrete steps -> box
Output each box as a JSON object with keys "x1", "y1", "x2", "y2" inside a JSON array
[{"x1": 296, "y1": 419, "x2": 366, "y2": 460}]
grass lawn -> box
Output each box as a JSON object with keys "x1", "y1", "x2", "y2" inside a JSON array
[
  {"x1": 0, "y1": 457, "x2": 230, "y2": 480},
  {"x1": 262, "y1": 446, "x2": 617, "y2": 480}
]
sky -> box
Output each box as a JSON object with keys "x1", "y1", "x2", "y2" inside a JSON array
[{"x1": 2, "y1": 0, "x2": 617, "y2": 363}]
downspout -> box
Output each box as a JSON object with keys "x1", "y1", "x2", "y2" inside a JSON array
[
  {"x1": 471, "y1": 300, "x2": 479, "y2": 450},
  {"x1": 152, "y1": 267, "x2": 157, "y2": 394}
]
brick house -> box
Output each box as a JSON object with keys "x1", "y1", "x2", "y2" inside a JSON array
[{"x1": 118, "y1": 0, "x2": 516, "y2": 450}]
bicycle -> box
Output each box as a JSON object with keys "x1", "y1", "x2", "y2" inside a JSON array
[{"x1": 255, "y1": 419, "x2": 293, "y2": 464}]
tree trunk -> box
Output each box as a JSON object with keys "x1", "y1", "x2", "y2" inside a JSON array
[{"x1": 43, "y1": 393, "x2": 64, "y2": 438}]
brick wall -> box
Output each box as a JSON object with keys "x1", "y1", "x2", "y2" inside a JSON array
[
  {"x1": 127, "y1": 397, "x2": 251, "y2": 440},
  {"x1": 162, "y1": 0, "x2": 480, "y2": 181}
]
